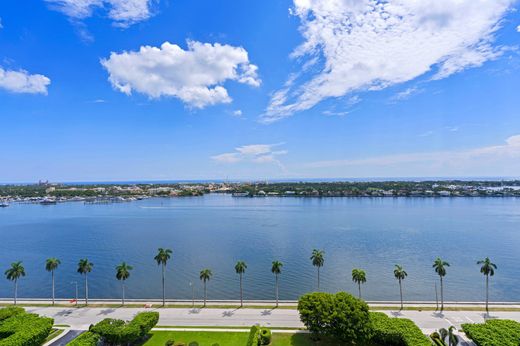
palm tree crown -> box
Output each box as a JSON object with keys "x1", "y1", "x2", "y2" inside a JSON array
[
  {"x1": 45, "y1": 258, "x2": 61, "y2": 272},
  {"x1": 478, "y1": 257, "x2": 497, "y2": 276},
  {"x1": 116, "y1": 262, "x2": 133, "y2": 281},
  {"x1": 235, "y1": 261, "x2": 247, "y2": 274},
  {"x1": 154, "y1": 248, "x2": 172, "y2": 266},
  {"x1": 5, "y1": 262, "x2": 25, "y2": 281},
  {"x1": 271, "y1": 261, "x2": 283, "y2": 275},
  {"x1": 77, "y1": 259, "x2": 93, "y2": 274},
  {"x1": 394, "y1": 265, "x2": 407, "y2": 280},
  {"x1": 200, "y1": 268, "x2": 212, "y2": 282},
  {"x1": 352, "y1": 269, "x2": 366, "y2": 284},
  {"x1": 433, "y1": 258, "x2": 450, "y2": 277},
  {"x1": 310, "y1": 249, "x2": 324, "y2": 268}
]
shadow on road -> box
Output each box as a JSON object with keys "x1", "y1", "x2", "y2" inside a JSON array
[{"x1": 98, "y1": 308, "x2": 116, "y2": 315}]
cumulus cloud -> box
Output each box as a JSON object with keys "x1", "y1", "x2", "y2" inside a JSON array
[
  {"x1": 306, "y1": 134, "x2": 520, "y2": 169},
  {"x1": 0, "y1": 67, "x2": 51, "y2": 94},
  {"x1": 212, "y1": 144, "x2": 287, "y2": 165},
  {"x1": 517, "y1": 25, "x2": 520, "y2": 32},
  {"x1": 263, "y1": 0, "x2": 514, "y2": 122},
  {"x1": 232, "y1": 110, "x2": 243, "y2": 117},
  {"x1": 101, "y1": 40, "x2": 260, "y2": 108},
  {"x1": 45, "y1": 0, "x2": 153, "y2": 27}
]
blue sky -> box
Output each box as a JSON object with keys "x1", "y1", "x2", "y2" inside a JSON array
[{"x1": 1, "y1": 0, "x2": 520, "y2": 182}]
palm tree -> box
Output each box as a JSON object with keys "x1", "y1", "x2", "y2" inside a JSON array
[
  {"x1": 477, "y1": 257, "x2": 497, "y2": 313},
  {"x1": 235, "y1": 261, "x2": 247, "y2": 307},
  {"x1": 433, "y1": 257, "x2": 450, "y2": 311},
  {"x1": 199, "y1": 269, "x2": 212, "y2": 307},
  {"x1": 154, "y1": 248, "x2": 172, "y2": 306},
  {"x1": 5, "y1": 262, "x2": 25, "y2": 305},
  {"x1": 45, "y1": 258, "x2": 61, "y2": 306},
  {"x1": 116, "y1": 262, "x2": 133, "y2": 306},
  {"x1": 310, "y1": 249, "x2": 324, "y2": 291},
  {"x1": 77, "y1": 258, "x2": 93, "y2": 305},
  {"x1": 271, "y1": 261, "x2": 283, "y2": 307},
  {"x1": 393, "y1": 264, "x2": 407, "y2": 310},
  {"x1": 351, "y1": 269, "x2": 367, "y2": 299}
]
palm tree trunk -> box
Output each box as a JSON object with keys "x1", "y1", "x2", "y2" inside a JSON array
[
  {"x1": 275, "y1": 274, "x2": 279, "y2": 307},
  {"x1": 85, "y1": 274, "x2": 89, "y2": 305},
  {"x1": 162, "y1": 263, "x2": 165, "y2": 306},
  {"x1": 317, "y1": 267, "x2": 320, "y2": 291},
  {"x1": 240, "y1": 274, "x2": 243, "y2": 307},
  {"x1": 485, "y1": 274, "x2": 489, "y2": 313},
  {"x1": 358, "y1": 282, "x2": 362, "y2": 299},
  {"x1": 122, "y1": 280, "x2": 125, "y2": 306},
  {"x1": 440, "y1": 276, "x2": 444, "y2": 311},
  {"x1": 399, "y1": 279, "x2": 403, "y2": 310},
  {"x1": 204, "y1": 281, "x2": 207, "y2": 307},
  {"x1": 52, "y1": 270, "x2": 55, "y2": 305},
  {"x1": 14, "y1": 280, "x2": 17, "y2": 305}
]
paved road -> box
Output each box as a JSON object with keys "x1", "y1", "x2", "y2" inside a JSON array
[
  {"x1": 26, "y1": 306, "x2": 520, "y2": 332},
  {"x1": 46, "y1": 330, "x2": 84, "y2": 346},
  {"x1": 27, "y1": 307, "x2": 303, "y2": 329}
]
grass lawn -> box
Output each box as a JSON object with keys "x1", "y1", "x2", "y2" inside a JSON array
[
  {"x1": 142, "y1": 331, "x2": 249, "y2": 346},
  {"x1": 141, "y1": 331, "x2": 374, "y2": 346}
]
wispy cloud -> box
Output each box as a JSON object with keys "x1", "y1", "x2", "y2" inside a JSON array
[
  {"x1": 305, "y1": 134, "x2": 520, "y2": 169},
  {"x1": 232, "y1": 110, "x2": 243, "y2": 117},
  {"x1": 391, "y1": 87, "x2": 423, "y2": 102},
  {"x1": 45, "y1": 0, "x2": 154, "y2": 28},
  {"x1": 212, "y1": 143, "x2": 287, "y2": 166},
  {"x1": 263, "y1": 0, "x2": 514, "y2": 122}
]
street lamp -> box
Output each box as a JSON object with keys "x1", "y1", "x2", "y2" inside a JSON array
[
  {"x1": 189, "y1": 282, "x2": 194, "y2": 307},
  {"x1": 71, "y1": 281, "x2": 78, "y2": 306}
]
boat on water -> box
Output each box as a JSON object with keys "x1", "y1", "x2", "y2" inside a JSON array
[
  {"x1": 0, "y1": 201, "x2": 9, "y2": 208},
  {"x1": 40, "y1": 198, "x2": 57, "y2": 205},
  {"x1": 232, "y1": 192, "x2": 250, "y2": 197}
]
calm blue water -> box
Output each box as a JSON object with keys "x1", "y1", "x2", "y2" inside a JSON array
[{"x1": 0, "y1": 195, "x2": 519, "y2": 302}]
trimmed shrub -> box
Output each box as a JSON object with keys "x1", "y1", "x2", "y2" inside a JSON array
[
  {"x1": 370, "y1": 312, "x2": 431, "y2": 346},
  {"x1": 89, "y1": 312, "x2": 159, "y2": 345},
  {"x1": 0, "y1": 307, "x2": 24, "y2": 322},
  {"x1": 0, "y1": 310, "x2": 54, "y2": 346},
  {"x1": 298, "y1": 292, "x2": 372, "y2": 344},
  {"x1": 259, "y1": 327, "x2": 271, "y2": 345},
  {"x1": 462, "y1": 319, "x2": 520, "y2": 346},
  {"x1": 164, "y1": 339, "x2": 175, "y2": 346},
  {"x1": 67, "y1": 331, "x2": 101, "y2": 346},
  {"x1": 246, "y1": 325, "x2": 261, "y2": 346},
  {"x1": 128, "y1": 312, "x2": 159, "y2": 338}
]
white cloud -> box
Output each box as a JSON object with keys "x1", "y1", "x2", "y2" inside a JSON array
[
  {"x1": 212, "y1": 144, "x2": 287, "y2": 165},
  {"x1": 232, "y1": 110, "x2": 243, "y2": 117},
  {"x1": 517, "y1": 25, "x2": 520, "y2": 32},
  {"x1": 392, "y1": 87, "x2": 423, "y2": 102},
  {"x1": 306, "y1": 134, "x2": 520, "y2": 169},
  {"x1": 45, "y1": 0, "x2": 153, "y2": 27},
  {"x1": 101, "y1": 40, "x2": 260, "y2": 108},
  {"x1": 0, "y1": 67, "x2": 51, "y2": 94},
  {"x1": 263, "y1": 0, "x2": 514, "y2": 122}
]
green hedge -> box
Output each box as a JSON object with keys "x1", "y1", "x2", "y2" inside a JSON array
[
  {"x1": 0, "y1": 309, "x2": 54, "y2": 346},
  {"x1": 67, "y1": 331, "x2": 101, "y2": 346},
  {"x1": 0, "y1": 307, "x2": 24, "y2": 322},
  {"x1": 246, "y1": 325, "x2": 260, "y2": 346},
  {"x1": 370, "y1": 312, "x2": 432, "y2": 346},
  {"x1": 462, "y1": 319, "x2": 520, "y2": 346},
  {"x1": 89, "y1": 311, "x2": 159, "y2": 345}
]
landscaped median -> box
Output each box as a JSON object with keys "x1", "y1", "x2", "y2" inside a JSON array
[
  {"x1": 0, "y1": 306, "x2": 54, "y2": 346},
  {"x1": 462, "y1": 319, "x2": 520, "y2": 346}
]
